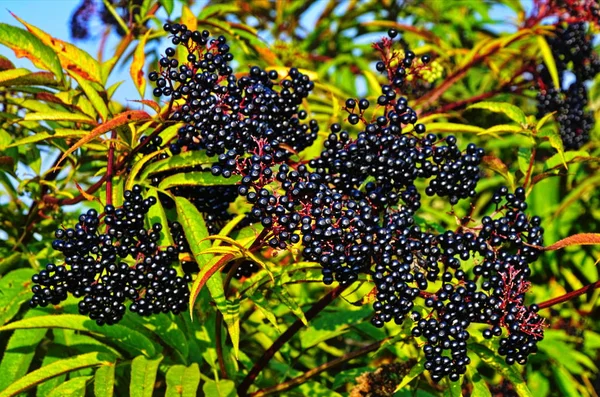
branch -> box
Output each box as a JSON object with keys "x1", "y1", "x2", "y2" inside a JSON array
[
  {"x1": 237, "y1": 284, "x2": 350, "y2": 396},
  {"x1": 42, "y1": 122, "x2": 171, "y2": 207},
  {"x1": 106, "y1": 130, "x2": 117, "y2": 206},
  {"x1": 538, "y1": 280, "x2": 600, "y2": 309},
  {"x1": 249, "y1": 338, "x2": 390, "y2": 397}
]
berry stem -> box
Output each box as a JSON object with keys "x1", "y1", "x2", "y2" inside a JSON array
[
  {"x1": 248, "y1": 337, "x2": 391, "y2": 397},
  {"x1": 538, "y1": 279, "x2": 600, "y2": 309},
  {"x1": 237, "y1": 284, "x2": 350, "y2": 396}
]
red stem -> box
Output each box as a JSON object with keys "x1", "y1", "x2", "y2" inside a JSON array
[
  {"x1": 106, "y1": 130, "x2": 116, "y2": 206},
  {"x1": 538, "y1": 280, "x2": 600, "y2": 309},
  {"x1": 42, "y1": 122, "x2": 171, "y2": 207}
]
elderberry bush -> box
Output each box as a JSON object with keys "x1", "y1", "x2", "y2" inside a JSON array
[{"x1": 29, "y1": 185, "x2": 190, "y2": 325}]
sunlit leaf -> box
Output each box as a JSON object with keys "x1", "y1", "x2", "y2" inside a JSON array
[{"x1": 0, "y1": 352, "x2": 113, "y2": 397}]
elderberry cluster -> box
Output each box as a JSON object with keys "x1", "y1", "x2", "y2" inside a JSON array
[
  {"x1": 142, "y1": 26, "x2": 547, "y2": 381},
  {"x1": 29, "y1": 186, "x2": 190, "y2": 325},
  {"x1": 537, "y1": 22, "x2": 599, "y2": 149}
]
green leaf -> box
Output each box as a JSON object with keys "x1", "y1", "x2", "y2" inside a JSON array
[
  {"x1": 537, "y1": 36, "x2": 560, "y2": 90},
  {"x1": 479, "y1": 124, "x2": 524, "y2": 136},
  {"x1": 551, "y1": 365, "x2": 580, "y2": 397},
  {"x1": 139, "y1": 147, "x2": 212, "y2": 179},
  {"x1": 543, "y1": 150, "x2": 591, "y2": 171},
  {"x1": 471, "y1": 344, "x2": 532, "y2": 397},
  {"x1": 0, "y1": 68, "x2": 30, "y2": 83},
  {"x1": 71, "y1": 73, "x2": 109, "y2": 122},
  {"x1": 126, "y1": 149, "x2": 167, "y2": 191},
  {"x1": 159, "y1": 172, "x2": 241, "y2": 189},
  {"x1": 272, "y1": 286, "x2": 308, "y2": 326},
  {"x1": 0, "y1": 23, "x2": 64, "y2": 85},
  {"x1": 299, "y1": 306, "x2": 372, "y2": 349},
  {"x1": 535, "y1": 111, "x2": 555, "y2": 132},
  {"x1": 160, "y1": 0, "x2": 174, "y2": 14},
  {"x1": 424, "y1": 122, "x2": 485, "y2": 134},
  {"x1": 46, "y1": 376, "x2": 92, "y2": 397},
  {"x1": 93, "y1": 363, "x2": 115, "y2": 397},
  {"x1": 7, "y1": 128, "x2": 87, "y2": 148},
  {"x1": 165, "y1": 364, "x2": 201, "y2": 397},
  {"x1": 198, "y1": 3, "x2": 239, "y2": 19},
  {"x1": 174, "y1": 197, "x2": 242, "y2": 357},
  {"x1": 0, "y1": 314, "x2": 157, "y2": 357},
  {"x1": 0, "y1": 268, "x2": 36, "y2": 325},
  {"x1": 0, "y1": 309, "x2": 48, "y2": 391},
  {"x1": 0, "y1": 352, "x2": 113, "y2": 397},
  {"x1": 23, "y1": 111, "x2": 96, "y2": 124},
  {"x1": 537, "y1": 126, "x2": 565, "y2": 166},
  {"x1": 130, "y1": 355, "x2": 163, "y2": 397},
  {"x1": 175, "y1": 196, "x2": 211, "y2": 271},
  {"x1": 55, "y1": 110, "x2": 151, "y2": 168},
  {"x1": 36, "y1": 345, "x2": 68, "y2": 397},
  {"x1": 517, "y1": 147, "x2": 531, "y2": 176},
  {"x1": 468, "y1": 102, "x2": 527, "y2": 126},
  {"x1": 201, "y1": 379, "x2": 236, "y2": 397},
  {"x1": 145, "y1": 187, "x2": 175, "y2": 247},
  {"x1": 527, "y1": 371, "x2": 549, "y2": 397},
  {"x1": 132, "y1": 313, "x2": 189, "y2": 363},
  {"x1": 468, "y1": 367, "x2": 492, "y2": 397}
]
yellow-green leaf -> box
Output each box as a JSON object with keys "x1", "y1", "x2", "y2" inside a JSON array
[
  {"x1": 94, "y1": 363, "x2": 115, "y2": 397},
  {"x1": 165, "y1": 364, "x2": 201, "y2": 397},
  {"x1": 23, "y1": 111, "x2": 96, "y2": 124},
  {"x1": 71, "y1": 73, "x2": 109, "y2": 122},
  {"x1": 131, "y1": 29, "x2": 152, "y2": 97},
  {"x1": 159, "y1": 172, "x2": 241, "y2": 190},
  {"x1": 537, "y1": 35, "x2": 560, "y2": 90},
  {"x1": 468, "y1": 101, "x2": 527, "y2": 126},
  {"x1": 0, "y1": 353, "x2": 113, "y2": 397},
  {"x1": 46, "y1": 375, "x2": 92, "y2": 397},
  {"x1": 0, "y1": 314, "x2": 157, "y2": 357},
  {"x1": 425, "y1": 122, "x2": 485, "y2": 134},
  {"x1": 130, "y1": 355, "x2": 163, "y2": 397},
  {"x1": 139, "y1": 147, "x2": 211, "y2": 179},
  {"x1": 0, "y1": 23, "x2": 65, "y2": 85}
]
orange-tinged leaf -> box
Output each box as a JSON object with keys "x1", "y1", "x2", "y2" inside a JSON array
[
  {"x1": 74, "y1": 181, "x2": 101, "y2": 204},
  {"x1": 131, "y1": 29, "x2": 152, "y2": 98},
  {"x1": 55, "y1": 110, "x2": 151, "y2": 169},
  {"x1": 0, "y1": 55, "x2": 15, "y2": 71},
  {"x1": 189, "y1": 253, "x2": 236, "y2": 317},
  {"x1": 483, "y1": 155, "x2": 516, "y2": 190},
  {"x1": 0, "y1": 23, "x2": 64, "y2": 85},
  {"x1": 0, "y1": 71, "x2": 59, "y2": 87},
  {"x1": 544, "y1": 234, "x2": 600, "y2": 251},
  {"x1": 12, "y1": 13, "x2": 102, "y2": 84}
]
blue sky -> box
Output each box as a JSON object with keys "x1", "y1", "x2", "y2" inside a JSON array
[{"x1": 0, "y1": 0, "x2": 154, "y2": 105}]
